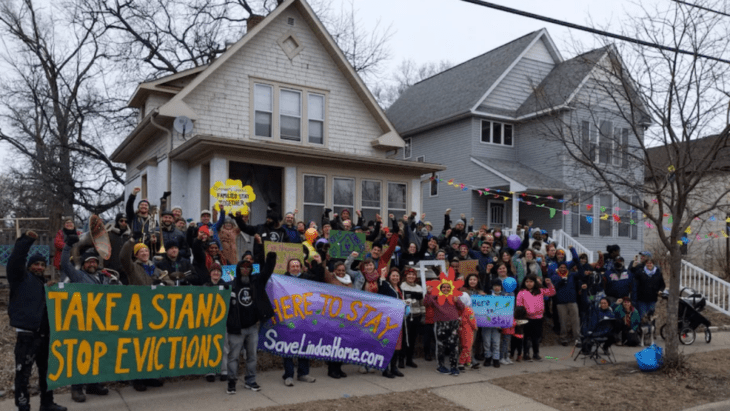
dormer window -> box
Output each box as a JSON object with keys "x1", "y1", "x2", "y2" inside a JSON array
[{"x1": 480, "y1": 120, "x2": 513, "y2": 146}]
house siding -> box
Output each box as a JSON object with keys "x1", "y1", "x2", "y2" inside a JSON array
[
  {"x1": 514, "y1": 117, "x2": 566, "y2": 178},
  {"x1": 478, "y1": 57, "x2": 555, "y2": 112},
  {"x1": 182, "y1": 6, "x2": 385, "y2": 157}
]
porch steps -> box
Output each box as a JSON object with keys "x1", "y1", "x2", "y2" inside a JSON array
[
  {"x1": 680, "y1": 260, "x2": 730, "y2": 317},
  {"x1": 552, "y1": 229, "x2": 594, "y2": 263}
]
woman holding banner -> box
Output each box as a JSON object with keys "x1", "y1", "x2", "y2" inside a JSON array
[
  {"x1": 400, "y1": 267, "x2": 424, "y2": 369},
  {"x1": 323, "y1": 254, "x2": 364, "y2": 379},
  {"x1": 378, "y1": 267, "x2": 406, "y2": 378}
]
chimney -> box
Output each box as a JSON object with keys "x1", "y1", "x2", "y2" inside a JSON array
[{"x1": 247, "y1": 14, "x2": 265, "y2": 32}]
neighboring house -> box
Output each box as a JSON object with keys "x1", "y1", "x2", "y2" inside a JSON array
[
  {"x1": 644, "y1": 136, "x2": 730, "y2": 274},
  {"x1": 111, "y1": 0, "x2": 444, "y2": 227},
  {"x1": 387, "y1": 29, "x2": 647, "y2": 257}
]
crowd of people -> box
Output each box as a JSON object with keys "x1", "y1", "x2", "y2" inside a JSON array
[{"x1": 8, "y1": 191, "x2": 667, "y2": 410}]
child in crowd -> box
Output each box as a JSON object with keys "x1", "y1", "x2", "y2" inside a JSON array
[
  {"x1": 482, "y1": 279, "x2": 504, "y2": 367},
  {"x1": 510, "y1": 306, "x2": 528, "y2": 362},
  {"x1": 458, "y1": 293, "x2": 478, "y2": 370},
  {"x1": 516, "y1": 274, "x2": 555, "y2": 361},
  {"x1": 424, "y1": 282, "x2": 465, "y2": 376},
  {"x1": 499, "y1": 277, "x2": 515, "y2": 365}
]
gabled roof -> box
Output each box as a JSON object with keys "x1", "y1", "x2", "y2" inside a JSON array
[
  {"x1": 645, "y1": 134, "x2": 730, "y2": 180},
  {"x1": 516, "y1": 47, "x2": 608, "y2": 117},
  {"x1": 472, "y1": 156, "x2": 568, "y2": 193},
  {"x1": 386, "y1": 30, "x2": 544, "y2": 135},
  {"x1": 127, "y1": 65, "x2": 208, "y2": 108}
]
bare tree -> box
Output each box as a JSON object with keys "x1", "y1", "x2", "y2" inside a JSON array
[
  {"x1": 0, "y1": 0, "x2": 125, "y2": 231},
  {"x1": 373, "y1": 58, "x2": 452, "y2": 109},
  {"x1": 531, "y1": 0, "x2": 730, "y2": 365}
]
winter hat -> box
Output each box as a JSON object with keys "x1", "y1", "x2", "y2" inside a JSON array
[
  {"x1": 200, "y1": 209, "x2": 212, "y2": 217},
  {"x1": 382, "y1": 227, "x2": 390, "y2": 234},
  {"x1": 26, "y1": 254, "x2": 46, "y2": 268},
  {"x1": 115, "y1": 213, "x2": 127, "y2": 224},
  {"x1": 138, "y1": 199, "x2": 150, "y2": 208},
  {"x1": 424, "y1": 221, "x2": 433, "y2": 228},
  {"x1": 205, "y1": 240, "x2": 218, "y2": 249},
  {"x1": 241, "y1": 250, "x2": 253, "y2": 260},
  {"x1": 133, "y1": 243, "x2": 148, "y2": 256},
  {"x1": 606, "y1": 244, "x2": 620, "y2": 254},
  {"x1": 209, "y1": 263, "x2": 222, "y2": 273},
  {"x1": 455, "y1": 219, "x2": 465, "y2": 226},
  {"x1": 266, "y1": 202, "x2": 281, "y2": 222},
  {"x1": 198, "y1": 226, "x2": 211, "y2": 236},
  {"x1": 161, "y1": 210, "x2": 174, "y2": 217},
  {"x1": 639, "y1": 251, "x2": 652, "y2": 258},
  {"x1": 285, "y1": 211, "x2": 295, "y2": 218},
  {"x1": 450, "y1": 237, "x2": 460, "y2": 246},
  {"x1": 164, "y1": 239, "x2": 179, "y2": 250},
  {"x1": 171, "y1": 206, "x2": 183, "y2": 213},
  {"x1": 224, "y1": 217, "x2": 235, "y2": 226},
  {"x1": 557, "y1": 261, "x2": 569, "y2": 269},
  {"x1": 82, "y1": 249, "x2": 100, "y2": 263}
]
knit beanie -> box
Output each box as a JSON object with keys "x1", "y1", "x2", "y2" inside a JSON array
[
  {"x1": 26, "y1": 254, "x2": 46, "y2": 268},
  {"x1": 450, "y1": 237, "x2": 460, "y2": 246},
  {"x1": 455, "y1": 219, "x2": 465, "y2": 226},
  {"x1": 209, "y1": 263, "x2": 222, "y2": 274},
  {"x1": 134, "y1": 243, "x2": 148, "y2": 256},
  {"x1": 199, "y1": 225, "x2": 211, "y2": 236}
]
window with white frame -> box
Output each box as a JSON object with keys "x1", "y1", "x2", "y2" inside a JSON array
[
  {"x1": 253, "y1": 81, "x2": 326, "y2": 144},
  {"x1": 416, "y1": 155, "x2": 425, "y2": 162},
  {"x1": 430, "y1": 175, "x2": 438, "y2": 197},
  {"x1": 303, "y1": 175, "x2": 325, "y2": 226},
  {"x1": 580, "y1": 194, "x2": 594, "y2": 236},
  {"x1": 598, "y1": 120, "x2": 613, "y2": 164},
  {"x1": 308, "y1": 93, "x2": 324, "y2": 144},
  {"x1": 613, "y1": 127, "x2": 630, "y2": 167},
  {"x1": 481, "y1": 120, "x2": 513, "y2": 146},
  {"x1": 254, "y1": 84, "x2": 273, "y2": 137},
  {"x1": 361, "y1": 180, "x2": 381, "y2": 225},
  {"x1": 280, "y1": 89, "x2": 301, "y2": 141},
  {"x1": 618, "y1": 198, "x2": 631, "y2": 238},
  {"x1": 387, "y1": 182, "x2": 407, "y2": 219},
  {"x1": 333, "y1": 178, "x2": 355, "y2": 218},
  {"x1": 404, "y1": 138, "x2": 412, "y2": 159},
  {"x1": 599, "y1": 194, "x2": 612, "y2": 237}
]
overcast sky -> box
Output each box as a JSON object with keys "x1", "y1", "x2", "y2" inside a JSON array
[{"x1": 345, "y1": 0, "x2": 649, "y2": 79}]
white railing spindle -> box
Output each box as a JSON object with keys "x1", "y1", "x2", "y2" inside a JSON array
[{"x1": 679, "y1": 260, "x2": 730, "y2": 316}]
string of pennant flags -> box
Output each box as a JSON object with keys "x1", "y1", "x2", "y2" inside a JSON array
[{"x1": 432, "y1": 176, "x2": 730, "y2": 245}]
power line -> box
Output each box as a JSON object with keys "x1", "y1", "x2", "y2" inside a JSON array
[
  {"x1": 673, "y1": 0, "x2": 730, "y2": 18},
  {"x1": 459, "y1": 0, "x2": 730, "y2": 65}
]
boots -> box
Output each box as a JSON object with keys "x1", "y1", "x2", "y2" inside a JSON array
[
  {"x1": 391, "y1": 356, "x2": 404, "y2": 377},
  {"x1": 398, "y1": 357, "x2": 405, "y2": 369},
  {"x1": 71, "y1": 387, "x2": 85, "y2": 403}
]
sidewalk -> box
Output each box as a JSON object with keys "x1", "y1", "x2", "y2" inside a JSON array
[{"x1": 2, "y1": 332, "x2": 728, "y2": 411}]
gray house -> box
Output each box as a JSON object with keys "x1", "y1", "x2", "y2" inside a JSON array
[{"x1": 387, "y1": 29, "x2": 647, "y2": 260}]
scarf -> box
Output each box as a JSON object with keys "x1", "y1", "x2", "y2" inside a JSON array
[
  {"x1": 141, "y1": 261, "x2": 156, "y2": 277},
  {"x1": 623, "y1": 306, "x2": 635, "y2": 326},
  {"x1": 335, "y1": 274, "x2": 352, "y2": 285},
  {"x1": 644, "y1": 265, "x2": 657, "y2": 276},
  {"x1": 363, "y1": 269, "x2": 379, "y2": 283},
  {"x1": 557, "y1": 268, "x2": 569, "y2": 278}
]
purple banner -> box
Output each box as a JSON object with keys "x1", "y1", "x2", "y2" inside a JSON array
[{"x1": 258, "y1": 275, "x2": 405, "y2": 370}]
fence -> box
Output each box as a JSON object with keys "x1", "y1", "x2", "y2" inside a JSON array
[{"x1": 552, "y1": 229, "x2": 595, "y2": 263}]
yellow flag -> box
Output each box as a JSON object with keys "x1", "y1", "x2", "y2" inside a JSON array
[
  {"x1": 600, "y1": 214, "x2": 609, "y2": 220},
  {"x1": 685, "y1": 226, "x2": 691, "y2": 234}
]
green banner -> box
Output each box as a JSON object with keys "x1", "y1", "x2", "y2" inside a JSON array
[{"x1": 45, "y1": 283, "x2": 229, "y2": 389}]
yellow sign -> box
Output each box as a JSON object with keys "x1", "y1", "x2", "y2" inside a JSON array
[{"x1": 210, "y1": 179, "x2": 256, "y2": 215}]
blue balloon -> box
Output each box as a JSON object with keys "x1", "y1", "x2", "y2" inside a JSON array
[{"x1": 502, "y1": 277, "x2": 517, "y2": 293}]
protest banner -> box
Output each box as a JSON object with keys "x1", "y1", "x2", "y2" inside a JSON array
[
  {"x1": 328, "y1": 230, "x2": 367, "y2": 260},
  {"x1": 45, "y1": 283, "x2": 229, "y2": 389},
  {"x1": 458, "y1": 260, "x2": 479, "y2": 275},
  {"x1": 264, "y1": 242, "x2": 306, "y2": 274},
  {"x1": 209, "y1": 179, "x2": 256, "y2": 215},
  {"x1": 470, "y1": 295, "x2": 515, "y2": 328},
  {"x1": 259, "y1": 275, "x2": 405, "y2": 370}
]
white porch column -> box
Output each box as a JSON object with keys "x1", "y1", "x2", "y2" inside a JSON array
[
  {"x1": 411, "y1": 178, "x2": 422, "y2": 216},
  {"x1": 170, "y1": 160, "x2": 189, "y2": 214},
  {"x1": 209, "y1": 156, "x2": 228, "y2": 188},
  {"x1": 188, "y1": 164, "x2": 203, "y2": 220},
  {"x1": 510, "y1": 183, "x2": 520, "y2": 232},
  {"x1": 284, "y1": 167, "x2": 297, "y2": 216}
]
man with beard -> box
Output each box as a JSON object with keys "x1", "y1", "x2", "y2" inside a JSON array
[
  {"x1": 106, "y1": 213, "x2": 131, "y2": 283},
  {"x1": 232, "y1": 202, "x2": 288, "y2": 261},
  {"x1": 155, "y1": 240, "x2": 196, "y2": 284},
  {"x1": 158, "y1": 210, "x2": 189, "y2": 259},
  {"x1": 126, "y1": 187, "x2": 153, "y2": 245},
  {"x1": 61, "y1": 234, "x2": 116, "y2": 403},
  {"x1": 281, "y1": 211, "x2": 302, "y2": 243},
  {"x1": 226, "y1": 252, "x2": 276, "y2": 394}
]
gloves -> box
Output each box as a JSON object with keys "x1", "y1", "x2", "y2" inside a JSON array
[{"x1": 65, "y1": 234, "x2": 80, "y2": 247}]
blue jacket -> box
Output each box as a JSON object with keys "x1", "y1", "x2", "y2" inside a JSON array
[
  {"x1": 551, "y1": 271, "x2": 580, "y2": 304},
  {"x1": 603, "y1": 267, "x2": 633, "y2": 299}
]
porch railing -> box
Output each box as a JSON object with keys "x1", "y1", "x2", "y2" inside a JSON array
[
  {"x1": 552, "y1": 229, "x2": 594, "y2": 263},
  {"x1": 680, "y1": 260, "x2": 730, "y2": 317}
]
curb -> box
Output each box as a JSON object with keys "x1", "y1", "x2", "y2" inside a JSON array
[
  {"x1": 707, "y1": 325, "x2": 730, "y2": 332},
  {"x1": 683, "y1": 399, "x2": 730, "y2": 411}
]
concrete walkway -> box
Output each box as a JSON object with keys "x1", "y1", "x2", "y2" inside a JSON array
[{"x1": 2, "y1": 332, "x2": 728, "y2": 411}]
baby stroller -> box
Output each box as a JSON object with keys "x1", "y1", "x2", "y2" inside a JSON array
[
  {"x1": 574, "y1": 303, "x2": 621, "y2": 364},
  {"x1": 659, "y1": 288, "x2": 711, "y2": 345}
]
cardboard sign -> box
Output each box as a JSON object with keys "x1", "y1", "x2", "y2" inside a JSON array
[
  {"x1": 221, "y1": 264, "x2": 260, "y2": 282},
  {"x1": 459, "y1": 260, "x2": 479, "y2": 275},
  {"x1": 471, "y1": 295, "x2": 515, "y2": 328},
  {"x1": 264, "y1": 242, "x2": 305, "y2": 274},
  {"x1": 45, "y1": 284, "x2": 229, "y2": 389},
  {"x1": 209, "y1": 179, "x2": 256, "y2": 215},
  {"x1": 328, "y1": 230, "x2": 367, "y2": 260}
]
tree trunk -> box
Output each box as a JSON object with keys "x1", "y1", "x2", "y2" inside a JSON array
[{"x1": 664, "y1": 247, "x2": 682, "y2": 365}]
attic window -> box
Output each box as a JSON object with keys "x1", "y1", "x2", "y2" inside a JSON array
[
  {"x1": 287, "y1": 17, "x2": 295, "y2": 26},
  {"x1": 277, "y1": 30, "x2": 304, "y2": 60}
]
